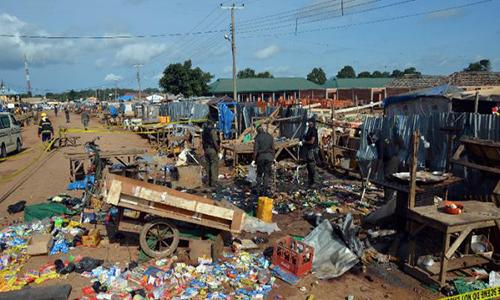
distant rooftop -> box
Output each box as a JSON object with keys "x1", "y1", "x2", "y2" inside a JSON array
[
  {"x1": 387, "y1": 75, "x2": 448, "y2": 89},
  {"x1": 322, "y1": 77, "x2": 394, "y2": 89},
  {"x1": 209, "y1": 77, "x2": 324, "y2": 94},
  {"x1": 449, "y1": 71, "x2": 500, "y2": 87}
]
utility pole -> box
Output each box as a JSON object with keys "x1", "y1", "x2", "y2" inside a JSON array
[
  {"x1": 134, "y1": 64, "x2": 143, "y2": 101},
  {"x1": 221, "y1": 3, "x2": 244, "y2": 102},
  {"x1": 24, "y1": 54, "x2": 32, "y2": 97}
]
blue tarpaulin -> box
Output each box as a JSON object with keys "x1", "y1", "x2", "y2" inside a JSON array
[
  {"x1": 116, "y1": 95, "x2": 133, "y2": 101},
  {"x1": 109, "y1": 106, "x2": 118, "y2": 117},
  {"x1": 218, "y1": 102, "x2": 235, "y2": 138},
  {"x1": 67, "y1": 175, "x2": 95, "y2": 190}
]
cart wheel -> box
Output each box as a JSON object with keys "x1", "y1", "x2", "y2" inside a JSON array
[{"x1": 139, "y1": 219, "x2": 179, "y2": 258}]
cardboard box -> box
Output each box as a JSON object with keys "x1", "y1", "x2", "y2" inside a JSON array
[
  {"x1": 82, "y1": 229, "x2": 101, "y2": 247},
  {"x1": 27, "y1": 234, "x2": 53, "y2": 256}
]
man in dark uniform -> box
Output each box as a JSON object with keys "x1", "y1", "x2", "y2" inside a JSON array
[
  {"x1": 81, "y1": 109, "x2": 90, "y2": 130},
  {"x1": 54, "y1": 105, "x2": 58, "y2": 117},
  {"x1": 301, "y1": 117, "x2": 319, "y2": 186},
  {"x1": 253, "y1": 124, "x2": 275, "y2": 195},
  {"x1": 64, "y1": 106, "x2": 70, "y2": 123},
  {"x1": 202, "y1": 120, "x2": 220, "y2": 187},
  {"x1": 38, "y1": 112, "x2": 54, "y2": 142}
]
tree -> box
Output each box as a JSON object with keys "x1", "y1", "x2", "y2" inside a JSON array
[
  {"x1": 256, "y1": 71, "x2": 273, "y2": 78},
  {"x1": 68, "y1": 89, "x2": 77, "y2": 101},
  {"x1": 159, "y1": 60, "x2": 213, "y2": 97},
  {"x1": 337, "y1": 65, "x2": 356, "y2": 78},
  {"x1": 237, "y1": 68, "x2": 273, "y2": 78},
  {"x1": 237, "y1": 68, "x2": 256, "y2": 78},
  {"x1": 403, "y1": 67, "x2": 422, "y2": 77},
  {"x1": 464, "y1": 59, "x2": 491, "y2": 72},
  {"x1": 371, "y1": 71, "x2": 383, "y2": 78},
  {"x1": 307, "y1": 67, "x2": 327, "y2": 85},
  {"x1": 357, "y1": 71, "x2": 371, "y2": 78},
  {"x1": 391, "y1": 69, "x2": 404, "y2": 78}
]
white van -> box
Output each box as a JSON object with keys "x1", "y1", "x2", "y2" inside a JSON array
[{"x1": 0, "y1": 112, "x2": 23, "y2": 158}]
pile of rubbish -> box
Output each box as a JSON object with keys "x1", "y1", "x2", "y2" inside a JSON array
[
  {"x1": 0, "y1": 217, "x2": 89, "y2": 291},
  {"x1": 78, "y1": 252, "x2": 274, "y2": 299}
]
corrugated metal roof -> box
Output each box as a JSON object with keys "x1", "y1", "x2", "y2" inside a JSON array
[
  {"x1": 322, "y1": 78, "x2": 394, "y2": 89},
  {"x1": 383, "y1": 84, "x2": 464, "y2": 106},
  {"x1": 209, "y1": 77, "x2": 324, "y2": 93}
]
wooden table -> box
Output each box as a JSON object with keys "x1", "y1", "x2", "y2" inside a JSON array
[
  {"x1": 370, "y1": 176, "x2": 463, "y2": 210},
  {"x1": 405, "y1": 201, "x2": 500, "y2": 286},
  {"x1": 221, "y1": 138, "x2": 300, "y2": 166},
  {"x1": 65, "y1": 148, "x2": 145, "y2": 182}
]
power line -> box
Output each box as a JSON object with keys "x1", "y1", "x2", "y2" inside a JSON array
[
  {"x1": 240, "y1": 0, "x2": 494, "y2": 38},
  {"x1": 237, "y1": 0, "x2": 380, "y2": 31},
  {"x1": 237, "y1": 0, "x2": 415, "y2": 34}
]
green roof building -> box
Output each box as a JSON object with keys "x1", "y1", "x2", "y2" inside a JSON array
[{"x1": 209, "y1": 77, "x2": 325, "y2": 102}]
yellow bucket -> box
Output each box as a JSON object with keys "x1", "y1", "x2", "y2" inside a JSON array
[
  {"x1": 257, "y1": 197, "x2": 273, "y2": 223},
  {"x1": 159, "y1": 116, "x2": 170, "y2": 124}
]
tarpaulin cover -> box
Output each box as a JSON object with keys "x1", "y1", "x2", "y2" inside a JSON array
[
  {"x1": 67, "y1": 175, "x2": 95, "y2": 190},
  {"x1": 24, "y1": 203, "x2": 75, "y2": 222},
  {"x1": 304, "y1": 219, "x2": 359, "y2": 279},
  {"x1": 108, "y1": 106, "x2": 118, "y2": 117},
  {"x1": 218, "y1": 103, "x2": 235, "y2": 138}
]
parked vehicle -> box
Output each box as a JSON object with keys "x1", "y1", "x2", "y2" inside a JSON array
[{"x1": 0, "y1": 112, "x2": 22, "y2": 158}]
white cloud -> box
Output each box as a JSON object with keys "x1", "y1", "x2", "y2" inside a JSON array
[
  {"x1": 152, "y1": 72, "x2": 163, "y2": 80},
  {"x1": 255, "y1": 45, "x2": 280, "y2": 59},
  {"x1": 104, "y1": 73, "x2": 123, "y2": 81},
  {"x1": 0, "y1": 13, "x2": 78, "y2": 69},
  {"x1": 426, "y1": 9, "x2": 462, "y2": 20},
  {"x1": 115, "y1": 43, "x2": 168, "y2": 66}
]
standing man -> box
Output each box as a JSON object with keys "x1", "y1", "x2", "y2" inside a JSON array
[
  {"x1": 38, "y1": 112, "x2": 54, "y2": 142},
  {"x1": 81, "y1": 109, "x2": 90, "y2": 130},
  {"x1": 64, "y1": 106, "x2": 70, "y2": 123},
  {"x1": 301, "y1": 117, "x2": 319, "y2": 187},
  {"x1": 202, "y1": 120, "x2": 220, "y2": 188},
  {"x1": 252, "y1": 124, "x2": 275, "y2": 195},
  {"x1": 54, "y1": 105, "x2": 59, "y2": 117}
]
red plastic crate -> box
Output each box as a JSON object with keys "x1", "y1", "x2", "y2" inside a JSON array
[{"x1": 272, "y1": 236, "x2": 314, "y2": 277}]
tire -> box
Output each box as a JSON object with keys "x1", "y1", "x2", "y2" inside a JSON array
[
  {"x1": 139, "y1": 219, "x2": 179, "y2": 258},
  {"x1": 0, "y1": 144, "x2": 6, "y2": 158},
  {"x1": 16, "y1": 139, "x2": 22, "y2": 153}
]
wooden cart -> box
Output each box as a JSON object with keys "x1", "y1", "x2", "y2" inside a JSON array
[{"x1": 105, "y1": 174, "x2": 245, "y2": 258}]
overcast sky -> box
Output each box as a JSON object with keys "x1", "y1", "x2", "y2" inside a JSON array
[{"x1": 1, "y1": 0, "x2": 499, "y2": 93}]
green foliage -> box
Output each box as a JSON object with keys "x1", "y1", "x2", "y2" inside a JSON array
[
  {"x1": 159, "y1": 60, "x2": 213, "y2": 97},
  {"x1": 337, "y1": 65, "x2": 356, "y2": 78},
  {"x1": 237, "y1": 68, "x2": 273, "y2": 78},
  {"x1": 307, "y1": 67, "x2": 327, "y2": 84},
  {"x1": 357, "y1": 71, "x2": 371, "y2": 78},
  {"x1": 464, "y1": 59, "x2": 491, "y2": 72}
]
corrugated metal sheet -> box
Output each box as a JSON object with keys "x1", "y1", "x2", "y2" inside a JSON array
[
  {"x1": 357, "y1": 112, "x2": 500, "y2": 194},
  {"x1": 159, "y1": 101, "x2": 208, "y2": 121}
]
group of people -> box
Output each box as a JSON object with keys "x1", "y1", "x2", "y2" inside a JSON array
[
  {"x1": 37, "y1": 108, "x2": 91, "y2": 142},
  {"x1": 202, "y1": 117, "x2": 319, "y2": 195}
]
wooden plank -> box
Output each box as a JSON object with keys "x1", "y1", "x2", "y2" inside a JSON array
[
  {"x1": 426, "y1": 255, "x2": 490, "y2": 275},
  {"x1": 107, "y1": 180, "x2": 122, "y2": 205},
  {"x1": 451, "y1": 159, "x2": 500, "y2": 175},
  {"x1": 445, "y1": 226, "x2": 474, "y2": 259},
  {"x1": 408, "y1": 131, "x2": 419, "y2": 209},
  {"x1": 439, "y1": 233, "x2": 451, "y2": 286},
  {"x1": 117, "y1": 196, "x2": 238, "y2": 233},
  {"x1": 130, "y1": 186, "x2": 234, "y2": 221}
]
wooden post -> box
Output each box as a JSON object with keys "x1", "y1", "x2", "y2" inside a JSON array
[
  {"x1": 474, "y1": 91, "x2": 479, "y2": 113},
  {"x1": 408, "y1": 130, "x2": 420, "y2": 209}
]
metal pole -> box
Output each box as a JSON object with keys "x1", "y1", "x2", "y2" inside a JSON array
[
  {"x1": 134, "y1": 64, "x2": 143, "y2": 101},
  {"x1": 221, "y1": 3, "x2": 244, "y2": 103}
]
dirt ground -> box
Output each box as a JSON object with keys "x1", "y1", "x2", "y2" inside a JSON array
[{"x1": 0, "y1": 111, "x2": 440, "y2": 300}]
